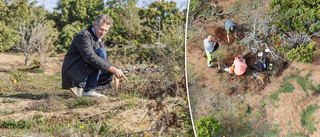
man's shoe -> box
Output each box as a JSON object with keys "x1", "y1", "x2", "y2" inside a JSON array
[
  {"x1": 70, "y1": 87, "x2": 83, "y2": 97},
  {"x1": 82, "y1": 89, "x2": 106, "y2": 97},
  {"x1": 209, "y1": 66, "x2": 215, "y2": 68},
  {"x1": 96, "y1": 83, "x2": 112, "y2": 91}
]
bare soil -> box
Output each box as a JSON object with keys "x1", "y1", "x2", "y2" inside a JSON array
[{"x1": 187, "y1": 0, "x2": 320, "y2": 136}]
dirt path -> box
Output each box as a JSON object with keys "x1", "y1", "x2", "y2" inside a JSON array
[{"x1": 0, "y1": 53, "x2": 64, "y2": 76}]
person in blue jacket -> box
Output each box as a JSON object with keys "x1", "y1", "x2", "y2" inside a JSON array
[{"x1": 225, "y1": 20, "x2": 239, "y2": 43}]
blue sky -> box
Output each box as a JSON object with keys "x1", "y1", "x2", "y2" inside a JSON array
[{"x1": 35, "y1": 0, "x2": 189, "y2": 12}]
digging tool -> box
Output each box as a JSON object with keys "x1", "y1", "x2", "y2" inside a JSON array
[
  {"x1": 257, "y1": 77, "x2": 264, "y2": 85},
  {"x1": 251, "y1": 72, "x2": 264, "y2": 85}
]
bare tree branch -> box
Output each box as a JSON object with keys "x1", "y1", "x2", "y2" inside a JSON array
[{"x1": 15, "y1": 16, "x2": 58, "y2": 67}]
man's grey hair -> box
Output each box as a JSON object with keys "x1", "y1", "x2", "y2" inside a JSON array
[
  {"x1": 94, "y1": 14, "x2": 113, "y2": 27},
  {"x1": 207, "y1": 35, "x2": 213, "y2": 39}
]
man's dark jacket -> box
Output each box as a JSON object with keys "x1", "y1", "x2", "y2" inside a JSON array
[{"x1": 62, "y1": 26, "x2": 115, "y2": 89}]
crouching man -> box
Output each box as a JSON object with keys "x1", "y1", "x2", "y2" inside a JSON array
[
  {"x1": 62, "y1": 14, "x2": 127, "y2": 97},
  {"x1": 251, "y1": 52, "x2": 269, "y2": 72}
]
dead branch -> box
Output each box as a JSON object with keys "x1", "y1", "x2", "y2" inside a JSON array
[{"x1": 15, "y1": 16, "x2": 58, "y2": 67}]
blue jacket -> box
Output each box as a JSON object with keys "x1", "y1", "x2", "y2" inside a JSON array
[
  {"x1": 225, "y1": 20, "x2": 237, "y2": 35},
  {"x1": 62, "y1": 26, "x2": 115, "y2": 89}
]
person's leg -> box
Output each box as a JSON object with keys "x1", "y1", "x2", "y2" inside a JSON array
[
  {"x1": 250, "y1": 64, "x2": 260, "y2": 71},
  {"x1": 95, "y1": 72, "x2": 113, "y2": 91},
  {"x1": 97, "y1": 72, "x2": 113, "y2": 86},
  {"x1": 84, "y1": 48, "x2": 107, "y2": 92},
  {"x1": 206, "y1": 52, "x2": 213, "y2": 67},
  {"x1": 96, "y1": 49, "x2": 113, "y2": 89},
  {"x1": 229, "y1": 64, "x2": 235, "y2": 74}
]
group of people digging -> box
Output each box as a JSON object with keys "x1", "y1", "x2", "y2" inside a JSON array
[{"x1": 204, "y1": 20, "x2": 271, "y2": 77}]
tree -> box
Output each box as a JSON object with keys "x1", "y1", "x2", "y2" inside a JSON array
[
  {"x1": 229, "y1": 0, "x2": 283, "y2": 60},
  {"x1": 0, "y1": 0, "x2": 34, "y2": 52},
  {"x1": 52, "y1": 0, "x2": 104, "y2": 52},
  {"x1": 270, "y1": 0, "x2": 320, "y2": 34},
  {"x1": 16, "y1": 17, "x2": 58, "y2": 66},
  {"x1": 56, "y1": 21, "x2": 83, "y2": 52},
  {"x1": 102, "y1": 0, "x2": 144, "y2": 47},
  {"x1": 55, "y1": 0, "x2": 104, "y2": 30},
  {"x1": 138, "y1": 0, "x2": 183, "y2": 44}
]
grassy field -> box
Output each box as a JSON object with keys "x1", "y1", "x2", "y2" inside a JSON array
[{"x1": 0, "y1": 46, "x2": 193, "y2": 136}]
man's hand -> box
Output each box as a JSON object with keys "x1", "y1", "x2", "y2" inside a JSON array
[
  {"x1": 212, "y1": 42, "x2": 216, "y2": 49},
  {"x1": 235, "y1": 33, "x2": 239, "y2": 40},
  {"x1": 108, "y1": 66, "x2": 128, "y2": 79},
  {"x1": 112, "y1": 75, "x2": 120, "y2": 89},
  {"x1": 108, "y1": 66, "x2": 128, "y2": 89}
]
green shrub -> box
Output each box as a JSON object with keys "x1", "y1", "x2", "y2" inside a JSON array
[
  {"x1": 278, "y1": 82, "x2": 295, "y2": 94},
  {"x1": 270, "y1": 0, "x2": 320, "y2": 34},
  {"x1": 270, "y1": 82, "x2": 294, "y2": 101},
  {"x1": 1, "y1": 99, "x2": 16, "y2": 103},
  {"x1": 29, "y1": 68, "x2": 45, "y2": 73},
  {"x1": 296, "y1": 73, "x2": 312, "y2": 96},
  {"x1": 301, "y1": 104, "x2": 319, "y2": 133},
  {"x1": 0, "y1": 120, "x2": 33, "y2": 129},
  {"x1": 195, "y1": 116, "x2": 221, "y2": 136},
  {"x1": 33, "y1": 113, "x2": 43, "y2": 120},
  {"x1": 9, "y1": 70, "x2": 28, "y2": 84},
  {"x1": 287, "y1": 42, "x2": 316, "y2": 63},
  {"x1": 65, "y1": 97, "x2": 95, "y2": 109}
]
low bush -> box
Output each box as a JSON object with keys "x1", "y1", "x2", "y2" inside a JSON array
[
  {"x1": 287, "y1": 42, "x2": 316, "y2": 63},
  {"x1": 65, "y1": 97, "x2": 95, "y2": 109},
  {"x1": 195, "y1": 115, "x2": 221, "y2": 136}
]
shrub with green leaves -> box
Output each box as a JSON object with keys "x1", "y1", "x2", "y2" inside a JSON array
[
  {"x1": 195, "y1": 116, "x2": 221, "y2": 136},
  {"x1": 9, "y1": 70, "x2": 28, "y2": 84},
  {"x1": 0, "y1": 120, "x2": 33, "y2": 129},
  {"x1": 301, "y1": 104, "x2": 319, "y2": 134},
  {"x1": 270, "y1": 0, "x2": 320, "y2": 34},
  {"x1": 287, "y1": 42, "x2": 316, "y2": 63},
  {"x1": 65, "y1": 97, "x2": 95, "y2": 109},
  {"x1": 56, "y1": 21, "x2": 85, "y2": 53}
]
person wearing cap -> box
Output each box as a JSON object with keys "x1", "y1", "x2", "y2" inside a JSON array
[
  {"x1": 228, "y1": 55, "x2": 247, "y2": 75},
  {"x1": 225, "y1": 20, "x2": 239, "y2": 43},
  {"x1": 204, "y1": 35, "x2": 219, "y2": 68},
  {"x1": 251, "y1": 52, "x2": 269, "y2": 72}
]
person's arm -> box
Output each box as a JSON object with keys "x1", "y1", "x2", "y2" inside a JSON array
[
  {"x1": 227, "y1": 30, "x2": 230, "y2": 42},
  {"x1": 108, "y1": 66, "x2": 127, "y2": 79},
  {"x1": 74, "y1": 33, "x2": 114, "y2": 73},
  {"x1": 234, "y1": 28, "x2": 239, "y2": 39},
  {"x1": 210, "y1": 40, "x2": 217, "y2": 52}
]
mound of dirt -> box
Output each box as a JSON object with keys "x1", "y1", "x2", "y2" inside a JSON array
[
  {"x1": 189, "y1": 22, "x2": 289, "y2": 95},
  {"x1": 205, "y1": 26, "x2": 234, "y2": 45}
]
